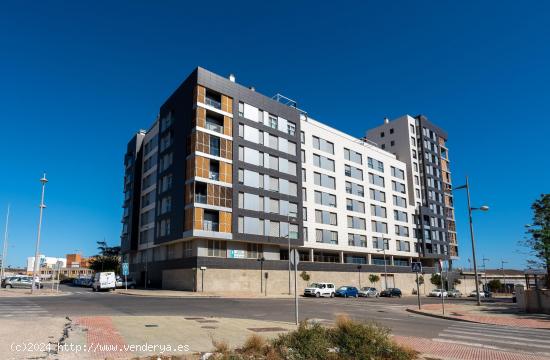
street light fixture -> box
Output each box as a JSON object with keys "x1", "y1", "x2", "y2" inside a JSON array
[
  {"x1": 31, "y1": 173, "x2": 48, "y2": 294},
  {"x1": 376, "y1": 246, "x2": 388, "y2": 290},
  {"x1": 257, "y1": 256, "x2": 265, "y2": 294},
  {"x1": 454, "y1": 176, "x2": 488, "y2": 306}
]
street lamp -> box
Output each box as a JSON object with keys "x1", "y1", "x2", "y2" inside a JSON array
[
  {"x1": 257, "y1": 256, "x2": 265, "y2": 293},
  {"x1": 376, "y1": 246, "x2": 388, "y2": 290},
  {"x1": 454, "y1": 176, "x2": 489, "y2": 306},
  {"x1": 31, "y1": 173, "x2": 48, "y2": 294}
]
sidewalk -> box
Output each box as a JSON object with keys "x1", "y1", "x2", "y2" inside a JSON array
[
  {"x1": 0, "y1": 288, "x2": 70, "y2": 297},
  {"x1": 407, "y1": 303, "x2": 550, "y2": 329},
  {"x1": 61, "y1": 315, "x2": 296, "y2": 359},
  {"x1": 116, "y1": 288, "x2": 294, "y2": 299}
]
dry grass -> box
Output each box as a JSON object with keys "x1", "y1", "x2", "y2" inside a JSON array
[
  {"x1": 241, "y1": 333, "x2": 266, "y2": 354},
  {"x1": 211, "y1": 339, "x2": 230, "y2": 354}
]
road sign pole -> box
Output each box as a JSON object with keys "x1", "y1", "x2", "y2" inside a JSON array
[
  {"x1": 125, "y1": 274, "x2": 127, "y2": 291},
  {"x1": 416, "y1": 272, "x2": 421, "y2": 310},
  {"x1": 294, "y1": 253, "x2": 298, "y2": 325}
]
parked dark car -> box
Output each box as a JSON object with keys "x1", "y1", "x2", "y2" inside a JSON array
[
  {"x1": 335, "y1": 286, "x2": 359, "y2": 298},
  {"x1": 379, "y1": 288, "x2": 402, "y2": 298}
]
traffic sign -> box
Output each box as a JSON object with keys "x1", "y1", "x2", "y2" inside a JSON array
[
  {"x1": 411, "y1": 262, "x2": 422, "y2": 273},
  {"x1": 290, "y1": 249, "x2": 300, "y2": 267},
  {"x1": 122, "y1": 262, "x2": 129, "y2": 276}
]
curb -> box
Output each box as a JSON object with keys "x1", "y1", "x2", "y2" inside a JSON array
[{"x1": 406, "y1": 308, "x2": 550, "y2": 330}]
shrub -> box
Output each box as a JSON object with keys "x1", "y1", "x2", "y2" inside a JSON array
[
  {"x1": 241, "y1": 334, "x2": 266, "y2": 355},
  {"x1": 300, "y1": 271, "x2": 311, "y2": 282},
  {"x1": 272, "y1": 322, "x2": 334, "y2": 360}
]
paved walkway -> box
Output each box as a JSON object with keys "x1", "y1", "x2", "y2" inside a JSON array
[{"x1": 408, "y1": 303, "x2": 550, "y2": 329}]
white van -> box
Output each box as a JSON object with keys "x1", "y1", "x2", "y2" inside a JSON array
[
  {"x1": 92, "y1": 272, "x2": 116, "y2": 292},
  {"x1": 303, "y1": 282, "x2": 335, "y2": 297}
]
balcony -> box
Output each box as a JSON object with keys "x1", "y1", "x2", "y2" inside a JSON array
[
  {"x1": 205, "y1": 96, "x2": 221, "y2": 110},
  {"x1": 195, "y1": 194, "x2": 207, "y2": 204},
  {"x1": 203, "y1": 220, "x2": 219, "y2": 232},
  {"x1": 205, "y1": 117, "x2": 224, "y2": 134},
  {"x1": 209, "y1": 172, "x2": 220, "y2": 181},
  {"x1": 348, "y1": 240, "x2": 367, "y2": 248}
]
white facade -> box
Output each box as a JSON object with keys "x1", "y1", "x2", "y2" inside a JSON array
[
  {"x1": 300, "y1": 116, "x2": 419, "y2": 265},
  {"x1": 26, "y1": 255, "x2": 66, "y2": 272}
]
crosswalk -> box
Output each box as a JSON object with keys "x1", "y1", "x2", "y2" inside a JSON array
[
  {"x1": 0, "y1": 299, "x2": 49, "y2": 318},
  {"x1": 434, "y1": 322, "x2": 550, "y2": 355}
]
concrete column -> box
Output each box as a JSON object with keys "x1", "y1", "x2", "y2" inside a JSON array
[
  {"x1": 409, "y1": 257, "x2": 413, "y2": 265},
  {"x1": 309, "y1": 248, "x2": 314, "y2": 262},
  {"x1": 339, "y1": 251, "x2": 344, "y2": 264},
  {"x1": 367, "y1": 253, "x2": 372, "y2": 265},
  {"x1": 390, "y1": 256, "x2": 395, "y2": 266}
]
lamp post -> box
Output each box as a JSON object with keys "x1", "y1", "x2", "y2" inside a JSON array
[
  {"x1": 257, "y1": 257, "x2": 265, "y2": 293},
  {"x1": 377, "y1": 246, "x2": 388, "y2": 290},
  {"x1": 454, "y1": 176, "x2": 489, "y2": 306},
  {"x1": 31, "y1": 173, "x2": 48, "y2": 294},
  {"x1": 1, "y1": 204, "x2": 10, "y2": 282},
  {"x1": 501, "y1": 260, "x2": 508, "y2": 294}
]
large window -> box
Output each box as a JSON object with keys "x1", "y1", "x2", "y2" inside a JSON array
[
  {"x1": 348, "y1": 234, "x2": 367, "y2": 247},
  {"x1": 344, "y1": 148, "x2": 362, "y2": 164},
  {"x1": 392, "y1": 181, "x2": 406, "y2": 194},
  {"x1": 396, "y1": 240, "x2": 411, "y2": 252},
  {"x1": 369, "y1": 188, "x2": 386, "y2": 202},
  {"x1": 370, "y1": 204, "x2": 387, "y2": 218},
  {"x1": 372, "y1": 237, "x2": 389, "y2": 250},
  {"x1": 369, "y1": 173, "x2": 385, "y2": 187},
  {"x1": 394, "y1": 210, "x2": 408, "y2": 222},
  {"x1": 368, "y1": 157, "x2": 384, "y2": 172},
  {"x1": 346, "y1": 199, "x2": 365, "y2": 213},
  {"x1": 391, "y1": 166, "x2": 405, "y2": 180},
  {"x1": 314, "y1": 190, "x2": 337, "y2": 207},
  {"x1": 315, "y1": 229, "x2": 338, "y2": 244},
  {"x1": 345, "y1": 164, "x2": 363, "y2": 180},
  {"x1": 313, "y1": 154, "x2": 335, "y2": 172},
  {"x1": 208, "y1": 240, "x2": 227, "y2": 257},
  {"x1": 395, "y1": 225, "x2": 410, "y2": 237},
  {"x1": 315, "y1": 210, "x2": 338, "y2": 225},
  {"x1": 393, "y1": 195, "x2": 407, "y2": 208},
  {"x1": 312, "y1": 136, "x2": 334, "y2": 154},
  {"x1": 347, "y1": 216, "x2": 366, "y2": 230},
  {"x1": 345, "y1": 181, "x2": 364, "y2": 197},
  {"x1": 371, "y1": 220, "x2": 388, "y2": 234},
  {"x1": 314, "y1": 172, "x2": 336, "y2": 189}
]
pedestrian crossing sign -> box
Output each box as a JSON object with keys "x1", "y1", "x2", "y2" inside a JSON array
[{"x1": 411, "y1": 262, "x2": 422, "y2": 273}]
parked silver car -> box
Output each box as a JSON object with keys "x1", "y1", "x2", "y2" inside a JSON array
[
  {"x1": 2, "y1": 276, "x2": 43, "y2": 289},
  {"x1": 358, "y1": 287, "x2": 379, "y2": 297},
  {"x1": 116, "y1": 276, "x2": 136, "y2": 289}
]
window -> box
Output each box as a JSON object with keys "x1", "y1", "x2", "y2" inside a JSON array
[
  {"x1": 372, "y1": 237, "x2": 389, "y2": 250},
  {"x1": 396, "y1": 240, "x2": 411, "y2": 252},
  {"x1": 302, "y1": 207, "x2": 307, "y2": 221},
  {"x1": 314, "y1": 190, "x2": 337, "y2": 207},
  {"x1": 160, "y1": 196, "x2": 172, "y2": 214},
  {"x1": 391, "y1": 166, "x2": 405, "y2": 180},
  {"x1": 380, "y1": 131, "x2": 385, "y2": 138},
  {"x1": 367, "y1": 157, "x2": 384, "y2": 172},
  {"x1": 371, "y1": 220, "x2": 388, "y2": 234},
  {"x1": 312, "y1": 136, "x2": 334, "y2": 154},
  {"x1": 238, "y1": 102, "x2": 244, "y2": 117},
  {"x1": 394, "y1": 210, "x2": 408, "y2": 222},
  {"x1": 302, "y1": 168, "x2": 306, "y2": 182},
  {"x1": 159, "y1": 174, "x2": 172, "y2": 192},
  {"x1": 287, "y1": 122, "x2": 296, "y2": 136},
  {"x1": 269, "y1": 177, "x2": 279, "y2": 192},
  {"x1": 395, "y1": 225, "x2": 409, "y2": 237},
  {"x1": 160, "y1": 113, "x2": 172, "y2": 131},
  {"x1": 316, "y1": 229, "x2": 338, "y2": 244},
  {"x1": 301, "y1": 150, "x2": 305, "y2": 162},
  {"x1": 269, "y1": 134, "x2": 278, "y2": 149},
  {"x1": 269, "y1": 221, "x2": 280, "y2": 237},
  {"x1": 348, "y1": 234, "x2": 367, "y2": 247},
  {"x1": 160, "y1": 132, "x2": 172, "y2": 151},
  {"x1": 314, "y1": 172, "x2": 336, "y2": 189},
  {"x1": 159, "y1": 153, "x2": 172, "y2": 171},
  {"x1": 269, "y1": 114, "x2": 278, "y2": 129},
  {"x1": 345, "y1": 164, "x2": 363, "y2": 180},
  {"x1": 269, "y1": 155, "x2": 279, "y2": 171},
  {"x1": 345, "y1": 181, "x2": 364, "y2": 197},
  {"x1": 390, "y1": 128, "x2": 394, "y2": 134},
  {"x1": 369, "y1": 188, "x2": 386, "y2": 202},
  {"x1": 288, "y1": 141, "x2": 296, "y2": 156},
  {"x1": 315, "y1": 210, "x2": 338, "y2": 225},
  {"x1": 159, "y1": 218, "x2": 171, "y2": 236},
  {"x1": 347, "y1": 216, "x2": 366, "y2": 230},
  {"x1": 269, "y1": 198, "x2": 280, "y2": 213},
  {"x1": 390, "y1": 140, "x2": 395, "y2": 147},
  {"x1": 300, "y1": 131, "x2": 305, "y2": 144},
  {"x1": 313, "y1": 154, "x2": 335, "y2": 172},
  {"x1": 346, "y1": 199, "x2": 365, "y2": 213},
  {"x1": 412, "y1": 149, "x2": 417, "y2": 159},
  {"x1": 302, "y1": 187, "x2": 307, "y2": 201},
  {"x1": 392, "y1": 181, "x2": 406, "y2": 194},
  {"x1": 411, "y1": 137, "x2": 416, "y2": 146},
  {"x1": 370, "y1": 204, "x2": 387, "y2": 218},
  {"x1": 208, "y1": 240, "x2": 227, "y2": 257},
  {"x1": 369, "y1": 173, "x2": 385, "y2": 187},
  {"x1": 393, "y1": 195, "x2": 407, "y2": 208},
  {"x1": 410, "y1": 124, "x2": 415, "y2": 134},
  {"x1": 344, "y1": 148, "x2": 362, "y2": 164},
  {"x1": 210, "y1": 137, "x2": 220, "y2": 156}
]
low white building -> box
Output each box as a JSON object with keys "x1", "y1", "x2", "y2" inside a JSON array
[{"x1": 26, "y1": 255, "x2": 66, "y2": 273}]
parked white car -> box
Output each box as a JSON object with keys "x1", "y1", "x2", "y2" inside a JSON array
[
  {"x1": 428, "y1": 289, "x2": 448, "y2": 297},
  {"x1": 92, "y1": 272, "x2": 116, "y2": 292},
  {"x1": 303, "y1": 282, "x2": 335, "y2": 297}
]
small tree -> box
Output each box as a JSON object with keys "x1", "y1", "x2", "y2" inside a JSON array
[
  {"x1": 369, "y1": 274, "x2": 380, "y2": 286},
  {"x1": 521, "y1": 194, "x2": 550, "y2": 289},
  {"x1": 488, "y1": 279, "x2": 503, "y2": 292},
  {"x1": 89, "y1": 240, "x2": 121, "y2": 273},
  {"x1": 430, "y1": 273, "x2": 442, "y2": 287},
  {"x1": 300, "y1": 271, "x2": 311, "y2": 282},
  {"x1": 415, "y1": 275, "x2": 424, "y2": 286}
]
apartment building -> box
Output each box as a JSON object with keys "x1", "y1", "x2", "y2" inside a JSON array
[
  {"x1": 366, "y1": 116, "x2": 457, "y2": 263},
  {"x1": 121, "y1": 67, "x2": 442, "y2": 292}
]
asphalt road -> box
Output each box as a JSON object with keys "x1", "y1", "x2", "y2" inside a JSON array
[{"x1": 1, "y1": 285, "x2": 548, "y2": 356}]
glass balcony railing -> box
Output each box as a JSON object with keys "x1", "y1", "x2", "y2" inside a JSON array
[
  {"x1": 195, "y1": 194, "x2": 207, "y2": 204},
  {"x1": 203, "y1": 221, "x2": 219, "y2": 231},
  {"x1": 205, "y1": 121, "x2": 223, "y2": 134},
  {"x1": 209, "y1": 172, "x2": 220, "y2": 181},
  {"x1": 205, "y1": 97, "x2": 222, "y2": 110}
]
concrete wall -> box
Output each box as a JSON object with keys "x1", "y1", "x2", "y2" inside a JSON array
[
  {"x1": 163, "y1": 268, "x2": 439, "y2": 295},
  {"x1": 522, "y1": 289, "x2": 550, "y2": 315}
]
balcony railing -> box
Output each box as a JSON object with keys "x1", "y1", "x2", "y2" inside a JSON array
[
  {"x1": 203, "y1": 221, "x2": 219, "y2": 232},
  {"x1": 348, "y1": 240, "x2": 367, "y2": 248},
  {"x1": 205, "y1": 120, "x2": 223, "y2": 134},
  {"x1": 205, "y1": 97, "x2": 222, "y2": 110},
  {"x1": 195, "y1": 194, "x2": 207, "y2": 204},
  {"x1": 209, "y1": 172, "x2": 220, "y2": 181}
]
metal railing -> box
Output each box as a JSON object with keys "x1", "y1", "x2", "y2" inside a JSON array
[
  {"x1": 203, "y1": 221, "x2": 219, "y2": 231},
  {"x1": 205, "y1": 120, "x2": 223, "y2": 133},
  {"x1": 205, "y1": 97, "x2": 222, "y2": 110},
  {"x1": 195, "y1": 194, "x2": 207, "y2": 204}
]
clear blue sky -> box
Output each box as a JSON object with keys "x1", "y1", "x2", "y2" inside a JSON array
[{"x1": 1, "y1": 1, "x2": 548, "y2": 269}]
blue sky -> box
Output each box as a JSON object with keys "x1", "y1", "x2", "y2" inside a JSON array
[{"x1": 0, "y1": 1, "x2": 548, "y2": 269}]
